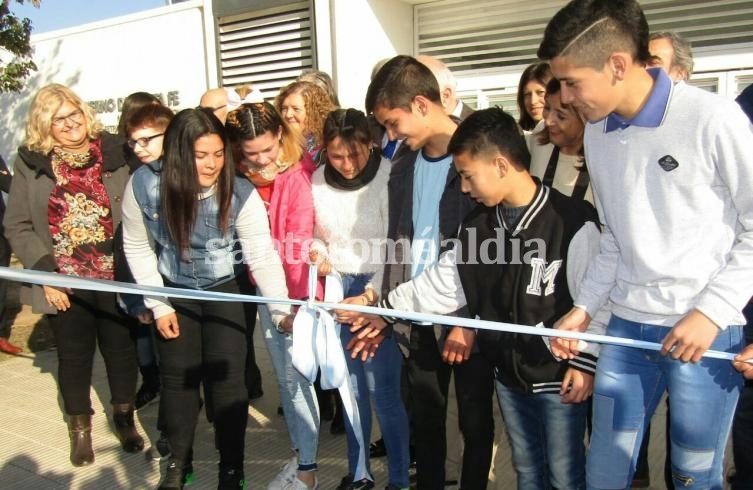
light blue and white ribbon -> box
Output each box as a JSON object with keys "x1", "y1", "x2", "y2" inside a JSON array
[{"x1": 0, "y1": 265, "x2": 744, "y2": 362}]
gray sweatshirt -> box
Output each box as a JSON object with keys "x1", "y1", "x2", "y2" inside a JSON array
[{"x1": 576, "y1": 80, "x2": 753, "y2": 329}]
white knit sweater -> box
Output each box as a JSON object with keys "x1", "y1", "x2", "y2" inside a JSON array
[{"x1": 311, "y1": 158, "x2": 391, "y2": 293}]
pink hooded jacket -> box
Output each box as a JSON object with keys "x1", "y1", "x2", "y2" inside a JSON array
[{"x1": 267, "y1": 152, "x2": 323, "y2": 300}]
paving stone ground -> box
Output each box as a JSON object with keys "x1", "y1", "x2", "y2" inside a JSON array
[{"x1": 0, "y1": 262, "x2": 725, "y2": 489}]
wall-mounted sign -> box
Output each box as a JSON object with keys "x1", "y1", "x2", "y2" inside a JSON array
[{"x1": 88, "y1": 90, "x2": 181, "y2": 114}]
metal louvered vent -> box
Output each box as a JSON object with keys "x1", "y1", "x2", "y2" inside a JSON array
[
  {"x1": 416, "y1": 0, "x2": 753, "y2": 77},
  {"x1": 645, "y1": 0, "x2": 753, "y2": 49},
  {"x1": 217, "y1": 1, "x2": 314, "y2": 98},
  {"x1": 416, "y1": 0, "x2": 561, "y2": 75}
]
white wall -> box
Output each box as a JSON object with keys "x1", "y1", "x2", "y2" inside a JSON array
[
  {"x1": 325, "y1": 0, "x2": 414, "y2": 110},
  {"x1": 0, "y1": 0, "x2": 213, "y2": 163}
]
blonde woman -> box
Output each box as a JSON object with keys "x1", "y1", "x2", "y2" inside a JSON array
[{"x1": 3, "y1": 83, "x2": 143, "y2": 467}]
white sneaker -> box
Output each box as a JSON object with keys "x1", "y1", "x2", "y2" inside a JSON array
[
  {"x1": 267, "y1": 456, "x2": 298, "y2": 490},
  {"x1": 282, "y1": 475, "x2": 318, "y2": 490}
]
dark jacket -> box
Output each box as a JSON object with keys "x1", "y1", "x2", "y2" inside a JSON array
[
  {"x1": 0, "y1": 155, "x2": 12, "y2": 265},
  {"x1": 456, "y1": 182, "x2": 599, "y2": 393},
  {"x1": 3, "y1": 132, "x2": 132, "y2": 313},
  {"x1": 382, "y1": 147, "x2": 476, "y2": 353}
]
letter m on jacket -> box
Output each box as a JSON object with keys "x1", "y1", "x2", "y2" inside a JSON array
[{"x1": 525, "y1": 258, "x2": 563, "y2": 296}]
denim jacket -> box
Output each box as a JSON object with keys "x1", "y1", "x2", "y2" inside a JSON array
[{"x1": 129, "y1": 162, "x2": 252, "y2": 289}]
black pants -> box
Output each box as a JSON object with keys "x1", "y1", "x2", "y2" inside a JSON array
[
  {"x1": 0, "y1": 232, "x2": 11, "y2": 338},
  {"x1": 49, "y1": 289, "x2": 138, "y2": 415},
  {"x1": 406, "y1": 326, "x2": 495, "y2": 490},
  {"x1": 731, "y1": 305, "x2": 753, "y2": 490},
  {"x1": 157, "y1": 277, "x2": 249, "y2": 469},
  {"x1": 243, "y1": 301, "x2": 262, "y2": 395}
]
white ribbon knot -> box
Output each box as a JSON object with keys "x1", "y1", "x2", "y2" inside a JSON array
[{"x1": 291, "y1": 266, "x2": 369, "y2": 481}]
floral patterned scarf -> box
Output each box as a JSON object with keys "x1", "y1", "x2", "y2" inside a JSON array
[{"x1": 48, "y1": 138, "x2": 115, "y2": 279}]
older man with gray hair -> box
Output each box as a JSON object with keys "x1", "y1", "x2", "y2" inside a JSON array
[
  {"x1": 648, "y1": 31, "x2": 694, "y2": 82},
  {"x1": 416, "y1": 55, "x2": 475, "y2": 120}
]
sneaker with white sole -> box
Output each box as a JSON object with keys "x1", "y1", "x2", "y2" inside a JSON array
[
  {"x1": 266, "y1": 456, "x2": 298, "y2": 490},
  {"x1": 147, "y1": 432, "x2": 172, "y2": 461}
]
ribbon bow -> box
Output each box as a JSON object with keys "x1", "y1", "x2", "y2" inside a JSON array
[
  {"x1": 226, "y1": 87, "x2": 265, "y2": 110},
  {"x1": 291, "y1": 266, "x2": 369, "y2": 481}
]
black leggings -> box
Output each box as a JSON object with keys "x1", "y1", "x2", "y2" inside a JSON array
[
  {"x1": 49, "y1": 289, "x2": 138, "y2": 415},
  {"x1": 157, "y1": 276, "x2": 250, "y2": 469}
]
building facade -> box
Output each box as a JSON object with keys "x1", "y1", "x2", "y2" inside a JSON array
[{"x1": 0, "y1": 0, "x2": 750, "y2": 161}]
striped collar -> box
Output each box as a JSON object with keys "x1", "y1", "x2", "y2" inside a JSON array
[
  {"x1": 495, "y1": 179, "x2": 549, "y2": 236},
  {"x1": 604, "y1": 67, "x2": 672, "y2": 133}
]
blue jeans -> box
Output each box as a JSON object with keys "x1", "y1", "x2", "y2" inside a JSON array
[
  {"x1": 495, "y1": 381, "x2": 588, "y2": 490},
  {"x1": 134, "y1": 321, "x2": 158, "y2": 368},
  {"x1": 259, "y1": 303, "x2": 320, "y2": 470},
  {"x1": 587, "y1": 315, "x2": 744, "y2": 490},
  {"x1": 339, "y1": 273, "x2": 410, "y2": 487}
]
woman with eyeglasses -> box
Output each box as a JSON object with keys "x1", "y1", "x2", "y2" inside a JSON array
[
  {"x1": 117, "y1": 91, "x2": 162, "y2": 138},
  {"x1": 126, "y1": 105, "x2": 171, "y2": 165},
  {"x1": 311, "y1": 108, "x2": 409, "y2": 490},
  {"x1": 226, "y1": 102, "x2": 322, "y2": 490},
  {"x1": 119, "y1": 103, "x2": 175, "y2": 463},
  {"x1": 122, "y1": 107, "x2": 292, "y2": 489},
  {"x1": 3, "y1": 83, "x2": 144, "y2": 467}
]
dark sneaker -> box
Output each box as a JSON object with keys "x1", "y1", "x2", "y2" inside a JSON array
[
  {"x1": 158, "y1": 459, "x2": 190, "y2": 490},
  {"x1": 336, "y1": 474, "x2": 374, "y2": 490},
  {"x1": 147, "y1": 432, "x2": 172, "y2": 461},
  {"x1": 183, "y1": 464, "x2": 196, "y2": 486},
  {"x1": 335, "y1": 474, "x2": 354, "y2": 490},
  {"x1": 218, "y1": 466, "x2": 246, "y2": 489},
  {"x1": 369, "y1": 438, "x2": 386, "y2": 458},
  {"x1": 349, "y1": 479, "x2": 375, "y2": 490}
]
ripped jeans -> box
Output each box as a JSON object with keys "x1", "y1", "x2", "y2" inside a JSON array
[{"x1": 587, "y1": 315, "x2": 743, "y2": 490}]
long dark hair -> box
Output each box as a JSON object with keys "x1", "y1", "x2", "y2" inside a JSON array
[
  {"x1": 516, "y1": 62, "x2": 552, "y2": 131},
  {"x1": 160, "y1": 107, "x2": 235, "y2": 252},
  {"x1": 322, "y1": 108, "x2": 374, "y2": 154}
]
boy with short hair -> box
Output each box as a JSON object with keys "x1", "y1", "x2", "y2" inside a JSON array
[
  {"x1": 351, "y1": 107, "x2": 606, "y2": 488},
  {"x1": 358, "y1": 55, "x2": 495, "y2": 490},
  {"x1": 538, "y1": 1, "x2": 753, "y2": 488}
]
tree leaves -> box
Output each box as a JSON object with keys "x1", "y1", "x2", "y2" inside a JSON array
[{"x1": 0, "y1": 0, "x2": 40, "y2": 93}]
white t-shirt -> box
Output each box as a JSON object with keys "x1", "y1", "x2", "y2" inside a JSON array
[{"x1": 529, "y1": 140, "x2": 593, "y2": 205}]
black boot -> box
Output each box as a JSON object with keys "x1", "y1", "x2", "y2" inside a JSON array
[
  {"x1": 67, "y1": 414, "x2": 94, "y2": 467},
  {"x1": 113, "y1": 403, "x2": 144, "y2": 452}
]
